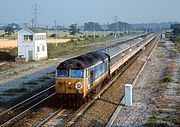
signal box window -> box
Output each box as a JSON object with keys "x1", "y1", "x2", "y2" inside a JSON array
[
  {"x1": 37, "y1": 46, "x2": 40, "y2": 52},
  {"x1": 42, "y1": 45, "x2": 45, "y2": 51},
  {"x1": 24, "y1": 35, "x2": 33, "y2": 41}
]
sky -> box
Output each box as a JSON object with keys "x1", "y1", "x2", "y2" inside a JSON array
[{"x1": 0, "y1": 0, "x2": 180, "y2": 26}]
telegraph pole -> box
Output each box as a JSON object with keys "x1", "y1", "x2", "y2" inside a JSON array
[
  {"x1": 114, "y1": 16, "x2": 118, "y2": 39},
  {"x1": 93, "y1": 23, "x2": 95, "y2": 40},
  {"x1": 55, "y1": 20, "x2": 57, "y2": 39},
  {"x1": 54, "y1": 20, "x2": 58, "y2": 46},
  {"x1": 31, "y1": 4, "x2": 39, "y2": 28}
]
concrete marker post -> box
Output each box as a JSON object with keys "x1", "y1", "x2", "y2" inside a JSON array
[{"x1": 125, "y1": 84, "x2": 132, "y2": 107}]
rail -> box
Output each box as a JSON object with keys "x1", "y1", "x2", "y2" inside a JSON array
[
  {"x1": 0, "y1": 85, "x2": 55, "y2": 116},
  {"x1": 0, "y1": 85, "x2": 55, "y2": 127}
]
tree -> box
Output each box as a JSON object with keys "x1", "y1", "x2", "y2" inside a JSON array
[
  {"x1": 69, "y1": 24, "x2": 80, "y2": 37},
  {"x1": 84, "y1": 22, "x2": 102, "y2": 31},
  {"x1": 4, "y1": 26, "x2": 15, "y2": 37},
  {"x1": 7, "y1": 23, "x2": 20, "y2": 30},
  {"x1": 108, "y1": 21, "x2": 131, "y2": 31},
  {"x1": 171, "y1": 24, "x2": 180, "y2": 35}
]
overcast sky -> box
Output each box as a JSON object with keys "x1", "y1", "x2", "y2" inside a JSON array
[{"x1": 0, "y1": 0, "x2": 180, "y2": 26}]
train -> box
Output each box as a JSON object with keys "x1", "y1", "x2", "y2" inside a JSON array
[{"x1": 55, "y1": 33, "x2": 155, "y2": 107}]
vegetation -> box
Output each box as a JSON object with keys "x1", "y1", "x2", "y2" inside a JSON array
[
  {"x1": 47, "y1": 33, "x2": 119, "y2": 58},
  {"x1": 0, "y1": 47, "x2": 17, "y2": 61},
  {"x1": 171, "y1": 24, "x2": 180, "y2": 35},
  {"x1": 144, "y1": 123, "x2": 171, "y2": 127},
  {"x1": 108, "y1": 21, "x2": 131, "y2": 31},
  {"x1": 3, "y1": 88, "x2": 27, "y2": 94},
  {"x1": 149, "y1": 112, "x2": 158, "y2": 123},
  {"x1": 69, "y1": 24, "x2": 81, "y2": 37},
  {"x1": 24, "y1": 81, "x2": 38, "y2": 85},
  {"x1": 37, "y1": 76, "x2": 51, "y2": 82},
  {"x1": 84, "y1": 22, "x2": 102, "y2": 31},
  {"x1": 4, "y1": 26, "x2": 15, "y2": 37},
  {"x1": 167, "y1": 23, "x2": 180, "y2": 52}
]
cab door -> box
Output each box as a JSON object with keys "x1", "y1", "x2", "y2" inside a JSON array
[{"x1": 90, "y1": 69, "x2": 95, "y2": 87}]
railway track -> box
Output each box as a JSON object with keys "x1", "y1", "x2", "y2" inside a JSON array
[
  {"x1": 27, "y1": 36, "x2": 156, "y2": 127},
  {"x1": 32, "y1": 44, "x2": 140, "y2": 127},
  {"x1": 0, "y1": 34, "x2": 155, "y2": 127},
  {"x1": 72, "y1": 35, "x2": 158, "y2": 127},
  {"x1": 0, "y1": 85, "x2": 55, "y2": 127},
  {"x1": 35, "y1": 109, "x2": 75, "y2": 127}
]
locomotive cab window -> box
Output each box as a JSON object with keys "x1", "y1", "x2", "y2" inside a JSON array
[
  {"x1": 57, "y1": 70, "x2": 69, "y2": 77},
  {"x1": 71, "y1": 69, "x2": 84, "y2": 78}
]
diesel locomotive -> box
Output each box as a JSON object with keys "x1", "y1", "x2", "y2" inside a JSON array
[{"x1": 55, "y1": 34, "x2": 155, "y2": 107}]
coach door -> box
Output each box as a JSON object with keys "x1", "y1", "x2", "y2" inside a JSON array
[{"x1": 28, "y1": 50, "x2": 33, "y2": 61}]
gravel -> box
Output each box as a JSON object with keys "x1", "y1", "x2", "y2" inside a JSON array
[{"x1": 112, "y1": 40, "x2": 180, "y2": 126}]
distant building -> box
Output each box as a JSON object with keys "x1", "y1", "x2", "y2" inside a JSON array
[
  {"x1": 161, "y1": 34, "x2": 165, "y2": 39},
  {"x1": 16, "y1": 28, "x2": 48, "y2": 62}
]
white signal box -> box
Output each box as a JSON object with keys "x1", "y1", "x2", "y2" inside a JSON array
[{"x1": 125, "y1": 84, "x2": 132, "y2": 106}]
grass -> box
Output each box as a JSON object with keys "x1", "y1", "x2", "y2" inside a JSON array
[
  {"x1": 0, "y1": 100, "x2": 4, "y2": 105},
  {"x1": 163, "y1": 116, "x2": 177, "y2": 123},
  {"x1": 37, "y1": 76, "x2": 51, "y2": 82},
  {"x1": 173, "y1": 43, "x2": 180, "y2": 52},
  {"x1": 150, "y1": 98, "x2": 157, "y2": 105},
  {"x1": 3, "y1": 88, "x2": 27, "y2": 94},
  {"x1": 47, "y1": 30, "x2": 114, "y2": 39},
  {"x1": 24, "y1": 81, "x2": 38, "y2": 85},
  {"x1": 47, "y1": 34, "x2": 120, "y2": 58},
  {"x1": 161, "y1": 75, "x2": 172, "y2": 82},
  {"x1": 149, "y1": 112, "x2": 158, "y2": 123},
  {"x1": 144, "y1": 123, "x2": 171, "y2": 127},
  {"x1": 159, "y1": 41, "x2": 166, "y2": 44},
  {"x1": 145, "y1": 112, "x2": 173, "y2": 127},
  {"x1": 50, "y1": 71, "x2": 55, "y2": 74},
  {"x1": 168, "y1": 33, "x2": 180, "y2": 52},
  {"x1": 0, "y1": 66, "x2": 15, "y2": 72}
]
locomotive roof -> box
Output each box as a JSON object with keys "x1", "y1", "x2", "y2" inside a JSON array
[
  {"x1": 57, "y1": 51, "x2": 108, "y2": 69},
  {"x1": 101, "y1": 43, "x2": 130, "y2": 58}
]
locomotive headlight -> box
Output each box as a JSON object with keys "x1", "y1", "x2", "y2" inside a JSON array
[
  {"x1": 75, "y1": 82, "x2": 83, "y2": 90},
  {"x1": 68, "y1": 82, "x2": 71, "y2": 85}
]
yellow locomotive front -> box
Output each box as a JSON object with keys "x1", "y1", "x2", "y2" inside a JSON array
[
  {"x1": 55, "y1": 57, "x2": 89, "y2": 107},
  {"x1": 55, "y1": 69, "x2": 86, "y2": 95},
  {"x1": 55, "y1": 51, "x2": 109, "y2": 108}
]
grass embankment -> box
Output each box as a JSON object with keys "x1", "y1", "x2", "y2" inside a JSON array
[{"x1": 47, "y1": 34, "x2": 121, "y2": 58}]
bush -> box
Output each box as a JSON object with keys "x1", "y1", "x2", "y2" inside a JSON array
[
  {"x1": 9, "y1": 47, "x2": 17, "y2": 56},
  {"x1": 162, "y1": 76, "x2": 172, "y2": 82},
  {"x1": 0, "y1": 48, "x2": 17, "y2": 61}
]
